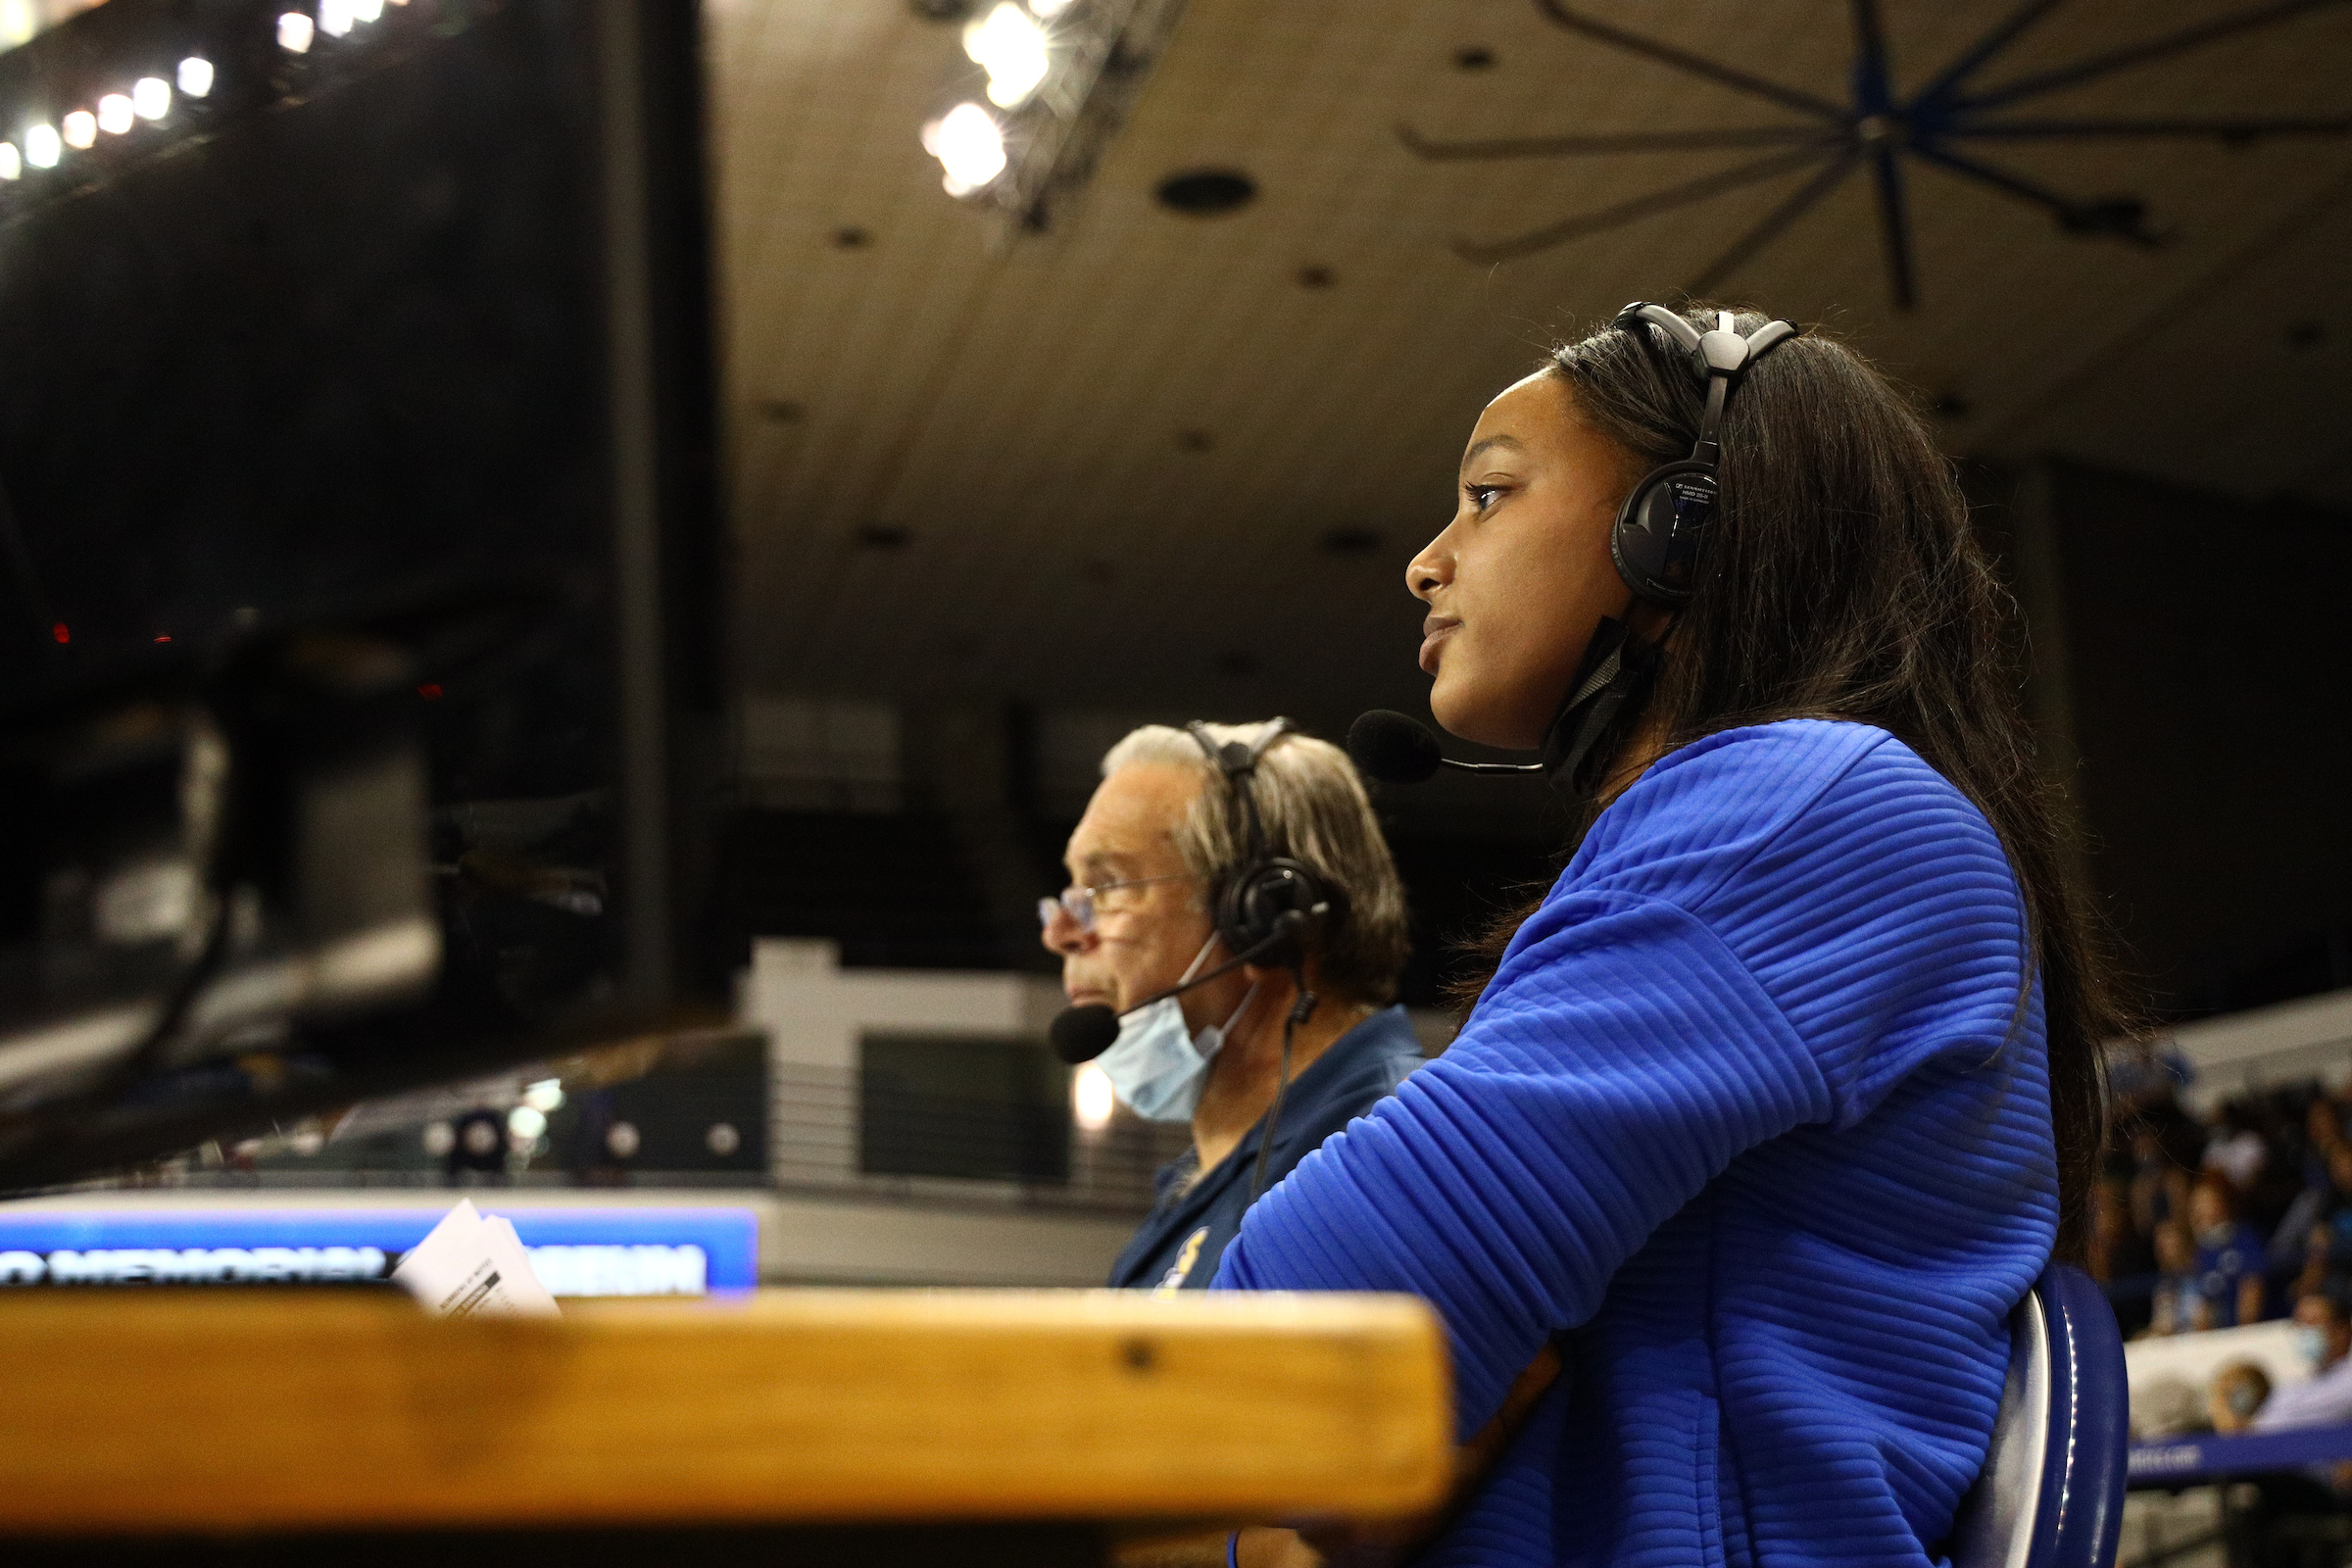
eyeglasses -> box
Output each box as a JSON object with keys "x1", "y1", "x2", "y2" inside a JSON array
[{"x1": 1037, "y1": 874, "x2": 1191, "y2": 933}]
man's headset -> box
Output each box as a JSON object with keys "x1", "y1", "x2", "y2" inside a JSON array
[
  {"x1": 1188, "y1": 718, "x2": 1331, "y2": 965},
  {"x1": 1349, "y1": 302, "x2": 1799, "y2": 786},
  {"x1": 1048, "y1": 719, "x2": 1331, "y2": 1065}
]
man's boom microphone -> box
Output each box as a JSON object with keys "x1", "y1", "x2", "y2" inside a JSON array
[{"x1": 1048, "y1": 910, "x2": 1309, "y2": 1064}]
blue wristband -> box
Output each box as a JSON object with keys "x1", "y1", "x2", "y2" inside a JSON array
[{"x1": 1227, "y1": 1530, "x2": 1241, "y2": 1568}]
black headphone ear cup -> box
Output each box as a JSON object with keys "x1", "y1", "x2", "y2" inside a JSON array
[
  {"x1": 1219, "y1": 858, "x2": 1325, "y2": 959},
  {"x1": 1609, "y1": 460, "x2": 1718, "y2": 608}
]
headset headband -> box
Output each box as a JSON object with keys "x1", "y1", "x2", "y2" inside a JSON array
[
  {"x1": 1187, "y1": 717, "x2": 1292, "y2": 862},
  {"x1": 1613, "y1": 303, "x2": 1798, "y2": 465}
]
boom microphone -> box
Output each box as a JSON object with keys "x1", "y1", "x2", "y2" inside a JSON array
[
  {"x1": 1050, "y1": 1004, "x2": 1123, "y2": 1065},
  {"x1": 1048, "y1": 909, "x2": 1312, "y2": 1065},
  {"x1": 1347, "y1": 710, "x2": 1545, "y2": 785}
]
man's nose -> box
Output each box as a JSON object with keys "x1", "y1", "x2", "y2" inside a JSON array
[{"x1": 1040, "y1": 905, "x2": 1093, "y2": 956}]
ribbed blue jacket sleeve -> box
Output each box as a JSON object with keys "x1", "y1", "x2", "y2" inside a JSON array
[{"x1": 1211, "y1": 721, "x2": 2033, "y2": 1438}]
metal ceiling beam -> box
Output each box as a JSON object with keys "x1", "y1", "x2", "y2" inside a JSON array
[
  {"x1": 1531, "y1": 0, "x2": 1845, "y2": 122},
  {"x1": 1399, "y1": 124, "x2": 1828, "y2": 161},
  {"x1": 1418, "y1": 0, "x2": 2351, "y2": 308},
  {"x1": 1960, "y1": 0, "x2": 2352, "y2": 112},
  {"x1": 1686, "y1": 150, "x2": 1862, "y2": 300},
  {"x1": 1454, "y1": 144, "x2": 1838, "y2": 266}
]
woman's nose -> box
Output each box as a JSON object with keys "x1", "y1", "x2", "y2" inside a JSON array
[{"x1": 1406, "y1": 531, "x2": 1451, "y2": 604}]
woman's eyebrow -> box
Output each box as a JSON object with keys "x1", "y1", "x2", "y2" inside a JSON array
[{"x1": 1459, "y1": 434, "x2": 1524, "y2": 472}]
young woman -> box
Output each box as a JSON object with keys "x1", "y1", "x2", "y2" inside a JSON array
[{"x1": 1210, "y1": 304, "x2": 2124, "y2": 1568}]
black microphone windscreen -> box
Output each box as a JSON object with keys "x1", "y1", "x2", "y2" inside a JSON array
[
  {"x1": 1050, "y1": 1004, "x2": 1123, "y2": 1064},
  {"x1": 1348, "y1": 710, "x2": 1445, "y2": 785}
]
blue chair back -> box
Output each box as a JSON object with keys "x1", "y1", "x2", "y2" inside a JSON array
[{"x1": 1948, "y1": 1262, "x2": 2129, "y2": 1568}]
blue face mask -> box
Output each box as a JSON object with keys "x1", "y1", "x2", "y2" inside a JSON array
[{"x1": 1094, "y1": 938, "x2": 1259, "y2": 1124}]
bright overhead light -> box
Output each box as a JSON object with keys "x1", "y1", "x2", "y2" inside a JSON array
[
  {"x1": 61, "y1": 110, "x2": 95, "y2": 149},
  {"x1": 1072, "y1": 1062, "x2": 1115, "y2": 1131},
  {"x1": 24, "y1": 123, "x2": 58, "y2": 168},
  {"x1": 96, "y1": 94, "x2": 132, "y2": 135},
  {"x1": 131, "y1": 77, "x2": 171, "y2": 120},
  {"x1": 0, "y1": 144, "x2": 18, "y2": 180},
  {"x1": 277, "y1": 11, "x2": 314, "y2": 51},
  {"x1": 176, "y1": 57, "x2": 215, "y2": 97},
  {"x1": 964, "y1": 2, "x2": 1050, "y2": 109},
  {"x1": 920, "y1": 101, "x2": 1007, "y2": 195},
  {"x1": 318, "y1": 0, "x2": 355, "y2": 37},
  {"x1": 354, "y1": 0, "x2": 383, "y2": 18},
  {"x1": 1029, "y1": 0, "x2": 1073, "y2": 15},
  {"x1": 522, "y1": 1078, "x2": 564, "y2": 1113},
  {"x1": 506, "y1": 1103, "x2": 546, "y2": 1142}
]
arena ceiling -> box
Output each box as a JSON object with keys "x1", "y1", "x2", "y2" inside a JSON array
[{"x1": 705, "y1": 0, "x2": 2352, "y2": 728}]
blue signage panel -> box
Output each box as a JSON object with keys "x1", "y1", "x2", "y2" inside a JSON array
[
  {"x1": 2129, "y1": 1423, "x2": 2352, "y2": 1487},
  {"x1": 0, "y1": 1206, "x2": 759, "y2": 1296}
]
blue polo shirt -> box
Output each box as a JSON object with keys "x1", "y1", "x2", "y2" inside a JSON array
[{"x1": 1107, "y1": 1004, "x2": 1425, "y2": 1292}]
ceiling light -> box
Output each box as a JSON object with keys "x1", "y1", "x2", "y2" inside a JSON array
[
  {"x1": 354, "y1": 0, "x2": 383, "y2": 18},
  {"x1": 318, "y1": 0, "x2": 355, "y2": 37},
  {"x1": 920, "y1": 102, "x2": 1006, "y2": 195},
  {"x1": 176, "y1": 57, "x2": 214, "y2": 97},
  {"x1": 0, "y1": 144, "x2": 17, "y2": 180},
  {"x1": 507, "y1": 1103, "x2": 547, "y2": 1142},
  {"x1": 277, "y1": 11, "x2": 314, "y2": 51},
  {"x1": 916, "y1": 0, "x2": 1186, "y2": 231},
  {"x1": 131, "y1": 77, "x2": 171, "y2": 120},
  {"x1": 964, "y1": 2, "x2": 1049, "y2": 109},
  {"x1": 96, "y1": 94, "x2": 132, "y2": 135},
  {"x1": 61, "y1": 110, "x2": 95, "y2": 149},
  {"x1": 24, "y1": 123, "x2": 58, "y2": 168}
]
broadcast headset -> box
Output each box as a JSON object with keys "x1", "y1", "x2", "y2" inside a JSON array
[
  {"x1": 1048, "y1": 719, "x2": 1331, "y2": 1199},
  {"x1": 1349, "y1": 301, "x2": 1799, "y2": 790},
  {"x1": 1048, "y1": 718, "x2": 1330, "y2": 1067},
  {"x1": 1606, "y1": 302, "x2": 1799, "y2": 609},
  {"x1": 1186, "y1": 718, "x2": 1329, "y2": 966}
]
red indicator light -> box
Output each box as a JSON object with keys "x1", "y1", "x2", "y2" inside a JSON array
[
  {"x1": 417, "y1": 683, "x2": 443, "y2": 700},
  {"x1": 50, "y1": 622, "x2": 68, "y2": 644},
  {"x1": 154, "y1": 634, "x2": 172, "y2": 643}
]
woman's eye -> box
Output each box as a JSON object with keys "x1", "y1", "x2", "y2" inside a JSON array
[{"x1": 1465, "y1": 485, "x2": 1502, "y2": 512}]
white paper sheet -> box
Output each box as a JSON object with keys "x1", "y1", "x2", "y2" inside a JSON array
[{"x1": 389, "y1": 1199, "x2": 561, "y2": 1318}]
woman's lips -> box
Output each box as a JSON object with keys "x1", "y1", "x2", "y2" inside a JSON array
[{"x1": 1419, "y1": 617, "x2": 1460, "y2": 674}]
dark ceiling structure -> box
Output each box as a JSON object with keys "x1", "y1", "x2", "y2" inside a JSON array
[{"x1": 1403, "y1": 0, "x2": 2352, "y2": 307}]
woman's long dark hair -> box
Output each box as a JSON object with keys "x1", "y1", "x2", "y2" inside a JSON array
[{"x1": 1453, "y1": 304, "x2": 2131, "y2": 1259}]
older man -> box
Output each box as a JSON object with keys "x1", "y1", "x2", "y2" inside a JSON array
[{"x1": 1041, "y1": 718, "x2": 1422, "y2": 1292}]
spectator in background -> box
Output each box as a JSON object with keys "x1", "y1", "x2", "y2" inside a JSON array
[
  {"x1": 2232, "y1": 1287, "x2": 2352, "y2": 1565},
  {"x1": 2190, "y1": 1176, "x2": 2269, "y2": 1328},
  {"x1": 2257, "y1": 1287, "x2": 2352, "y2": 1432},
  {"x1": 2129, "y1": 1118, "x2": 2200, "y2": 1241},
  {"x1": 2091, "y1": 1177, "x2": 2156, "y2": 1283},
  {"x1": 2290, "y1": 1221, "x2": 2340, "y2": 1307},
  {"x1": 2270, "y1": 1108, "x2": 2352, "y2": 1266},
  {"x1": 2210, "y1": 1362, "x2": 2274, "y2": 1434},
  {"x1": 2205, "y1": 1102, "x2": 2271, "y2": 1193},
  {"x1": 2149, "y1": 1218, "x2": 2204, "y2": 1335},
  {"x1": 2108, "y1": 1038, "x2": 2195, "y2": 1112}
]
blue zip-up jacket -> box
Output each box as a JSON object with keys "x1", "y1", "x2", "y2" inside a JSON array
[{"x1": 1215, "y1": 720, "x2": 2056, "y2": 1568}]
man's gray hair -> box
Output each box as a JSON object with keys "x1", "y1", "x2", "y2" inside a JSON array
[{"x1": 1099, "y1": 720, "x2": 1410, "y2": 1005}]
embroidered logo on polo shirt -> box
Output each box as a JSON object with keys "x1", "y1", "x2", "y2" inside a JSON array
[{"x1": 1152, "y1": 1226, "x2": 1211, "y2": 1297}]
